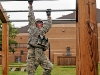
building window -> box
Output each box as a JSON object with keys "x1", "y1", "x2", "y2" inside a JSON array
[{"x1": 20, "y1": 37, "x2": 22, "y2": 39}]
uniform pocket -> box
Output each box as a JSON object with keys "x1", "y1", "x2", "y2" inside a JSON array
[{"x1": 27, "y1": 48, "x2": 35, "y2": 59}]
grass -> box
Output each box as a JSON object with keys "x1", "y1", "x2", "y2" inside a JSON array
[
  {"x1": 0, "y1": 63, "x2": 100, "y2": 75},
  {"x1": 9, "y1": 62, "x2": 26, "y2": 65}
]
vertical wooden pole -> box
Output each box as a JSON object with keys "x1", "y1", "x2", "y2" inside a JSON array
[
  {"x1": 76, "y1": 0, "x2": 80, "y2": 75},
  {"x1": 2, "y1": 23, "x2": 9, "y2": 75},
  {"x1": 76, "y1": 0, "x2": 98, "y2": 75}
]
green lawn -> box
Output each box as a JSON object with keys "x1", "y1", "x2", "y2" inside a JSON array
[{"x1": 0, "y1": 63, "x2": 100, "y2": 75}]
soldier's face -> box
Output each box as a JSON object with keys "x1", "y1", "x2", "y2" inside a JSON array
[{"x1": 36, "y1": 21, "x2": 43, "y2": 28}]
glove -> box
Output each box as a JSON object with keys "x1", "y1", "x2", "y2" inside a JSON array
[
  {"x1": 28, "y1": 0, "x2": 33, "y2": 5},
  {"x1": 46, "y1": 9, "x2": 51, "y2": 17}
]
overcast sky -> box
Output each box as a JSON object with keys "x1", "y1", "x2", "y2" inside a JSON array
[{"x1": 1, "y1": 0, "x2": 100, "y2": 28}]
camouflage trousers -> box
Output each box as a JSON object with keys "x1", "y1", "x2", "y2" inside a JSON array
[{"x1": 26, "y1": 46, "x2": 53, "y2": 75}]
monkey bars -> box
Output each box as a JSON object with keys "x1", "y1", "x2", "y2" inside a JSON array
[
  {"x1": 3, "y1": 9, "x2": 76, "y2": 12},
  {"x1": 7, "y1": 19, "x2": 76, "y2": 22}
]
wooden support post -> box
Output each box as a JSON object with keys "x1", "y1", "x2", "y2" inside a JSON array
[
  {"x1": 2, "y1": 23, "x2": 9, "y2": 75},
  {"x1": 0, "y1": 3, "x2": 8, "y2": 23},
  {"x1": 76, "y1": 0, "x2": 98, "y2": 75},
  {"x1": 0, "y1": 3, "x2": 9, "y2": 75}
]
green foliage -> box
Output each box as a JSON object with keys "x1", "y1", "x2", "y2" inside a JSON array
[
  {"x1": 0, "y1": 16, "x2": 18, "y2": 53},
  {"x1": 0, "y1": 21, "x2": 2, "y2": 44},
  {"x1": 0, "y1": 21, "x2": 2, "y2": 51}
]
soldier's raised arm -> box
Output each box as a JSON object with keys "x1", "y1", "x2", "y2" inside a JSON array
[
  {"x1": 43, "y1": 9, "x2": 52, "y2": 33},
  {"x1": 28, "y1": 1, "x2": 36, "y2": 28}
]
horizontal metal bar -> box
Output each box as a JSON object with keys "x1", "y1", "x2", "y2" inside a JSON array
[
  {"x1": 0, "y1": 0, "x2": 57, "y2": 1},
  {"x1": 3, "y1": 9, "x2": 76, "y2": 12},
  {"x1": 7, "y1": 19, "x2": 76, "y2": 22}
]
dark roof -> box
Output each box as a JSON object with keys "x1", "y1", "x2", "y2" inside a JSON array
[
  {"x1": 53, "y1": 8, "x2": 100, "y2": 24},
  {"x1": 52, "y1": 11, "x2": 76, "y2": 24},
  {"x1": 17, "y1": 8, "x2": 100, "y2": 33},
  {"x1": 97, "y1": 8, "x2": 100, "y2": 23},
  {"x1": 17, "y1": 25, "x2": 29, "y2": 33},
  {"x1": 57, "y1": 12, "x2": 76, "y2": 19}
]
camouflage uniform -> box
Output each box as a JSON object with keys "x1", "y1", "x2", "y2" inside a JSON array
[{"x1": 26, "y1": 6, "x2": 53, "y2": 75}]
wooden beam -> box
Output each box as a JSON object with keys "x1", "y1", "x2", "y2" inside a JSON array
[
  {"x1": 76, "y1": 0, "x2": 98, "y2": 75},
  {"x1": 2, "y1": 23, "x2": 9, "y2": 75},
  {"x1": 0, "y1": 3, "x2": 8, "y2": 23}
]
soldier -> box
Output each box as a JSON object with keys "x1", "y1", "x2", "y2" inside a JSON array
[{"x1": 26, "y1": 1, "x2": 53, "y2": 75}]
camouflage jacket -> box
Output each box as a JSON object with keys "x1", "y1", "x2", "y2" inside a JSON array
[{"x1": 27, "y1": 6, "x2": 52, "y2": 48}]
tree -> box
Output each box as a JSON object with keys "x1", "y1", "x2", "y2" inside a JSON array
[{"x1": 0, "y1": 16, "x2": 18, "y2": 53}]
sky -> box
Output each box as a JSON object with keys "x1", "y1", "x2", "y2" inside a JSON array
[{"x1": 1, "y1": 0, "x2": 100, "y2": 28}]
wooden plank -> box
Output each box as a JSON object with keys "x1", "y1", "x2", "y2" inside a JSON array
[
  {"x1": 11, "y1": 67, "x2": 16, "y2": 71},
  {"x1": 21, "y1": 68, "x2": 26, "y2": 71},
  {"x1": 0, "y1": 3, "x2": 8, "y2": 23},
  {"x1": 2, "y1": 23, "x2": 9, "y2": 75},
  {"x1": 76, "y1": 0, "x2": 98, "y2": 75}
]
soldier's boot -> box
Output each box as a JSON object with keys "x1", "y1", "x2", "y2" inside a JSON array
[{"x1": 42, "y1": 69, "x2": 52, "y2": 75}]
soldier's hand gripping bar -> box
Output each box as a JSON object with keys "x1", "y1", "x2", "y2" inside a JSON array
[
  {"x1": 46, "y1": 9, "x2": 51, "y2": 16},
  {"x1": 28, "y1": 0, "x2": 33, "y2": 5}
]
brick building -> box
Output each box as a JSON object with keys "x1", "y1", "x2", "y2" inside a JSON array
[{"x1": 1, "y1": 8, "x2": 100, "y2": 65}]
